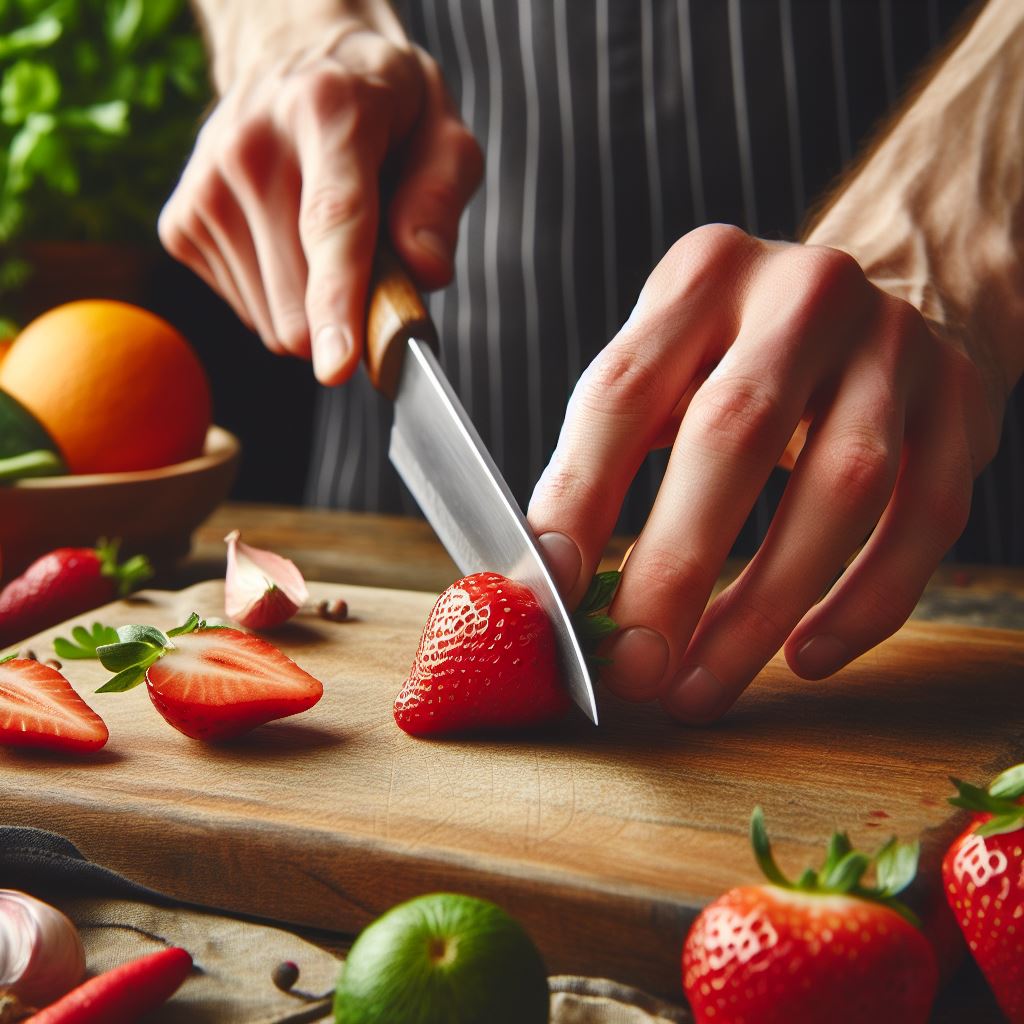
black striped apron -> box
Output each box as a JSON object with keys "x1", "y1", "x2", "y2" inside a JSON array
[{"x1": 306, "y1": 0, "x2": 1022, "y2": 565}]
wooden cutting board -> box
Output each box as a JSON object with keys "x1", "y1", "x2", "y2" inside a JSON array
[{"x1": 4, "y1": 580, "x2": 1023, "y2": 997}]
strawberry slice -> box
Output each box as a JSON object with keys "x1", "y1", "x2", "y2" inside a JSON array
[
  {"x1": 94, "y1": 613, "x2": 323, "y2": 741},
  {"x1": 0, "y1": 656, "x2": 108, "y2": 752}
]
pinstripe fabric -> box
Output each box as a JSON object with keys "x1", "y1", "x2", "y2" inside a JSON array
[{"x1": 308, "y1": 0, "x2": 1021, "y2": 565}]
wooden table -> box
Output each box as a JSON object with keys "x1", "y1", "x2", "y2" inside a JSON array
[
  {"x1": 123, "y1": 504, "x2": 1024, "y2": 1020},
  {"x1": 187, "y1": 502, "x2": 1024, "y2": 630}
]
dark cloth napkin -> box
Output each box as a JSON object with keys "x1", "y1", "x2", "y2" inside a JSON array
[{"x1": 0, "y1": 826, "x2": 691, "y2": 1023}]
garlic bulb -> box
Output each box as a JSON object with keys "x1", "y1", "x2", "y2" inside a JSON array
[
  {"x1": 224, "y1": 529, "x2": 309, "y2": 630},
  {"x1": 0, "y1": 890, "x2": 84, "y2": 1008}
]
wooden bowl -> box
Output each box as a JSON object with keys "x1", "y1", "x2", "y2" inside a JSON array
[{"x1": 0, "y1": 426, "x2": 240, "y2": 580}]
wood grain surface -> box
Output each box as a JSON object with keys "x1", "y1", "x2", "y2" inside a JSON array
[{"x1": 4, "y1": 579, "x2": 1023, "y2": 999}]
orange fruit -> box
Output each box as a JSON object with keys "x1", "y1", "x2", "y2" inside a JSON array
[{"x1": 0, "y1": 300, "x2": 211, "y2": 474}]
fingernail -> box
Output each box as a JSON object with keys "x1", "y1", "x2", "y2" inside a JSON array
[
  {"x1": 601, "y1": 627, "x2": 668, "y2": 702},
  {"x1": 794, "y1": 634, "x2": 848, "y2": 679},
  {"x1": 663, "y1": 665, "x2": 726, "y2": 723},
  {"x1": 414, "y1": 227, "x2": 451, "y2": 265},
  {"x1": 537, "y1": 532, "x2": 581, "y2": 597},
  {"x1": 312, "y1": 325, "x2": 352, "y2": 383}
]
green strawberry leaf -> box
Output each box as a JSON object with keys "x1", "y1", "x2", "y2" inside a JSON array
[
  {"x1": 578, "y1": 571, "x2": 621, "y2": 615},
  {"x1": 750, "y1": 806, "x2": 791, "y2": 888},
  {"x1": 572, "y1": 572, "x2": 622, "y2": 676},
  {"x1": 989, "y1": 763, "x2": 1024, "y2": 802},
  {"x1": 0, "y1": 651, "x2": 16, "y2": 665},
  {"x1": 167, "y1": 611, "x2": 204, "y2": 637},
  {"x1": 822, "y1": 830, "x2": 853, "y2": 876},
  {"x1": 822, "y1": 850, "x2": 871, "y2": 892},
  {"x1": 96, "y1": 640, "x2": 162, "y2": 674},
  {"x1": 95, "y1": 664, "x2": 148, "y2": 693},
  {"x1": 573, "y1": 614, "x2": 618, "y2": 643},
  {"x1": 874, "y1": 838, "x2": 919, "y2": 897},
  {"x1": 114, "y1": 624, "x2": 168, "y2": 647},
  {"x1": 975, "y1": 811, "x2": 1024, "y2": 839},
  {"x1": 949, "y1": 778, "x2": 1021, "y2": 816},
  {"x1": 53, "y1": 622, "x2": 120, "y2": 660}
]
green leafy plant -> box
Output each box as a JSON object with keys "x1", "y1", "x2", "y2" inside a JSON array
[{"x1": 0, "y1": 0, "x2": 209, "y2": 325}]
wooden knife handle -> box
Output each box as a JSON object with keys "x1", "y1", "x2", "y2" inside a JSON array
[{"x1": 365, "y1": 244, "x2": 439, "y2": 400}]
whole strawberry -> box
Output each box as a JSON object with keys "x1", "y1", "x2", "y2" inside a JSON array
[
  {"x1": 683, "y1": 807, "x2": 938, "y2": 1024},
  {"x1": 0, "y1": 540, "x2": 151, "y2": 648},
  {"x1": 944, "y1": 764, "x2": 1024, "y2": 1022},
  {"x1": 395, "y1": 572, "x2": 569, "y2": 736}
]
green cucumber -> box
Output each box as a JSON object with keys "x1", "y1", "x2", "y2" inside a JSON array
[{"x1": 0, "y1": 388, "x2": 66, "y2": 479}]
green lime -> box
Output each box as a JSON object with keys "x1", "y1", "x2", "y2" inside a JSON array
[{"x1": 334, "y1": 892, "x2": 550, "y2": 1024}]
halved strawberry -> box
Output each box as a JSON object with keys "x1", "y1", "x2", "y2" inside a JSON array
[
  {"x1": 0, "y1": 655, "x2": 108, "y2": 752},
  {"x1": 94, "y1": 614, "x2": 323, "y2": 741}
]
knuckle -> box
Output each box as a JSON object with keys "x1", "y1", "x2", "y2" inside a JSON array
[
  {"x1": 689, "y1": 375, "x2": 785, "y2": 461},
  {"x1": 799, "y1": 245, "x2": 866, "y2": 300},
  {"x1": 304, "y1": 272, "x2": 349, "y2": 315},
  {"x1": 658, "y1": 223, "x2": 754, "y2": 288},
  {"x1": 630, "y1": 547, "x2": 713, "y2": 606},
  {"x1": 533, "y1": 458, "x2": 605, "y2": 514},
  {"x1": 726, "y1": 590, "x2": 792, "y2": 652},
  {"x1": 677, "y1": 222, "x2": 752, "y2": 261},
  {"x1": 824, "y1": 432, "x2": 895, "y2": 508},
  {"x1": 576, "y1": 344, "x2": 668, "y2": 416},
  {"x1": 220, "y1": 116, "x2": 276, "y2": 187},
  {"x1": 300, "y1": 183, "x2": 369, "y2": 243}
]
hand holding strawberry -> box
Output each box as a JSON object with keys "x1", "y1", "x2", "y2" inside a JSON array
[
  {"x1": 93, "y1": 613, "x2": 323, "y2": 741},
  {"x1": 944, "y1": 764, "x2": 1024, "y2": 1022},
  {"x1": 683, "y1": 808, "x2": 938, "y2": 1024}
]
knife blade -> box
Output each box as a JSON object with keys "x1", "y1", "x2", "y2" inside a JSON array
[{"x1": 365, "y1": 248, "x2": 598, "y2": 724}]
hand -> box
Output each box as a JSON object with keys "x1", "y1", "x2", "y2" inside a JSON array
[
  {"x1": 528, "y1": 225, "x2": 1003, "y2": 723},
  {"x1": 159, "y1": 18, "x2": 482, "y2": 384}
]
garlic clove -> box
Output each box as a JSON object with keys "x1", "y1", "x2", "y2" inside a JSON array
[
  {"x1": 0, "y1": 890, "x2": 84, "y2": 1009},
  {"x1": 224, "y1": 530, "x2": 309, "y2": 630}
]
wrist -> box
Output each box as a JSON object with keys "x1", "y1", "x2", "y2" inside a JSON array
[{"x1": 195, "y1": 0, "x2": 406, "y2": 93}]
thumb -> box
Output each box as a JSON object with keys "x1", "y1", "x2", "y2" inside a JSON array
[{"x1": 388, "y1": 50, "x2": 483, "y2": 289}]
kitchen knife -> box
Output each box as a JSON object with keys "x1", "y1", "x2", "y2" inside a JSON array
[{"x1": 364, "y1": 247, "x2": 599, "y2": 724}]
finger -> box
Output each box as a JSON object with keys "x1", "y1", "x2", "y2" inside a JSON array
[
  {"x1": 661, "y1": 355, "x2": 905, "y2": 722},
  {"x1": 191, "y1": 170, "x2": 280, "y2": 348},
  {"x1": 158, "y1": 201, "x2": 221, "y2": 299},
  {"x1": 784, "y1": 366, "x2": 973, "y2": 680},
  {"x1": 600, "y1": 245, "x2": 870, "y2": 703},
  {"x1": 160, "y1": 189, "x2": 281, "y2": 350},
  {"x1": 221, "y1": 115, "x2": 311, "y2": 359},
  {"x1": 528, "y1": 225, "x2": 759, "y2": 605},
  {"x1": 289, "y1": 68, "x2": 395, "y2": 386},
  {"x1": 389, "y1": 49, "x2": 484, "y2": 289}
]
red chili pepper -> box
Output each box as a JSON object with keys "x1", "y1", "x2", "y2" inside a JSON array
[{"x1": 26, "y1": 946, "x2": 192, "y2": 1023}]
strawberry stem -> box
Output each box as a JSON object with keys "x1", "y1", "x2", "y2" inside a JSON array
[
  {"x1": 95, "y1": 538, "x2": 153, "y2": 597},
  {"x1": 572, "y1": 571, "x2": 622, "y2": 672},
  {"x1": 749, "y1": 806, "x2": 922, "y2": 927},
  {"x1": 750, "y1": 806, "x2": 792, "y2": 888},
  {"x1": 948, "y1": 767, "x2": 1024, "y2": 838}
]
